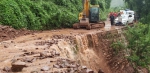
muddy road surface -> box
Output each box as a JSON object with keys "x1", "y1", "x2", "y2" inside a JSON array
[{"x1": 0, "y1": 19, "x2": 129, "y2": 73}]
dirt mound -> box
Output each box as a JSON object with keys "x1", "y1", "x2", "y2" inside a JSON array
[{"x1": 0, "y1": 25, "x2": 38, "y2": 42}]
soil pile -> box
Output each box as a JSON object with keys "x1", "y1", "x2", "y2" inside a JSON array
[{"x1": 0, "y1": 25, "x2": 38, "y2": 42}]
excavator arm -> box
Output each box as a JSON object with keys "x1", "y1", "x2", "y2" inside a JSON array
[{"x1": 79, "y1": 0, "x2": 90, "y2": 20}]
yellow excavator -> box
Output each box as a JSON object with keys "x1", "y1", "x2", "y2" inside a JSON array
[{"x1": 73, "y1": 0, "x2": 105, "y2": 30}]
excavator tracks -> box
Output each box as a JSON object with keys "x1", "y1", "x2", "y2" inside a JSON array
[{"x1": 73, "y1": 21, "x2": 105, "y2": 30}]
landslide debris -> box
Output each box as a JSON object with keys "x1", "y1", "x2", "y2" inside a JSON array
[
  {"x1": 2, "y1": 47, "x2": 95, "y2": 73},
  {"x1": 0, "y1": 25, "x2": 39, "y2": 42}
]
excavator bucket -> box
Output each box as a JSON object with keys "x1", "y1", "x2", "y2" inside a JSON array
[
  {"x1": 73, "y1": 23, "x2": 80, "y2": 29},
  {"x1": 73, "y1": 18, "x2": 91, "y2": 30}
]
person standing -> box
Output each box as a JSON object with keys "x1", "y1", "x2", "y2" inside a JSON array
[
  {"x1": 109, "y1": 13, "x2": 115, "y2": 25},
  {"x1": 109, "y1": 12, "x2": 112, "y2": 17}
]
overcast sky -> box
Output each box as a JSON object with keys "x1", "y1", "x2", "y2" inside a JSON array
[{"x1": 110, "y1": 0, "x2": 125, "y2": 8}]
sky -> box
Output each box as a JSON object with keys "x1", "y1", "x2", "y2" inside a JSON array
[{"x1": 110, "y1": 0, "x2": 125, "y2": 8}]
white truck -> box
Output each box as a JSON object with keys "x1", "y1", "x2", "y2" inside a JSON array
[{"x1": 114, "y1": 10, "x2": 134, "y2": 25}]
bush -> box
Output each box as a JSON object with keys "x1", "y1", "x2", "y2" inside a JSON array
[
  {"x1": 125, "y1": 23, "x2": 150, "y2": 69},
  {"x1": 0, "y1": 0, "x2": 110, "y2": 30}
]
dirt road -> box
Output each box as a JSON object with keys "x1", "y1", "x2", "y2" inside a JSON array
[{"x1": 0, "y1": 19, "x2": 126, "y2": 73}]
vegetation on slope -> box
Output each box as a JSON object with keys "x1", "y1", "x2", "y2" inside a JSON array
[
  {"x1": 110, "y1": 0, "x2": 125, "y2": 8},
  {"x1": 125, "y1": 0, "x2": 150, "y2": 24},
  {"x1": 124, "y1": 0, "x2": 150, "y2": 71},
  {"x1": 125, "y1": 24, "x2": 150, "y2": 69},
  {"x1": 0, "y1": 0, "x2": 111, "y2": 30}
]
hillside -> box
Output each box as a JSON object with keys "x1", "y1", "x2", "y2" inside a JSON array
[
  {"x1": 0, "y1": 0, "x2": 110, "y2": 30},
  {"x1": 110, "y1": 0, "x2": 125, "y2": 8}
]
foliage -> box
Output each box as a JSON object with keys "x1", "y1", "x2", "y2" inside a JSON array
[
  {"x1": 125, "y1": 23, "x2": 150, "y2": 69},
  {"x1": 100, "y1": 9, "x2": 109, "y2": 21},
  {"x1": 124, "y1": 0, "x2": 150, "y2": 23},
  {"x1": 124, "y1": 0, "x2": 150, "y2": 70},
  {"x1": 111, "y1": 40, "x2": 125, "y2": 55},
  {"x1": 91, "y1": 0, "x2": 111, "y2": 10},
  {"x1": 0, "y1": 0, "x2": 111, "y2": 30}
]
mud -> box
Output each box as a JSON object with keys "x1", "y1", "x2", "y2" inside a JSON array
[
  {"x1": 0, "y1": 19, "x2": 139, "y2": 73},
  {"x1": 0, "y1": 25, "x2": 40, "y2": 42}
]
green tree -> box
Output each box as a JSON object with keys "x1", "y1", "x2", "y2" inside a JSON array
[
  {"x1": 125, "y1": 23, "x2": 150, "y2": 70},
  {"x1": 0, "y1": 0, "x2": 111, "y2": 30},
  {"x1": 124, "y1": 0, "x2": 150, "y2": 23}
]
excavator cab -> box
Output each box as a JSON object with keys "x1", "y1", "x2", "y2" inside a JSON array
[{"x1": 89, "y1": 6, "x2": 100, "y2": 23}]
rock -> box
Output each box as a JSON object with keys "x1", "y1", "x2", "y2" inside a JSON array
[
  {"x1": 31, "y1": 71, "x2": 38, "y2": 73},
  {"x1": 3, "y1": 67, "x2": 11, "y2": 72},
  {"x1": 19, "y1": 49, "x2": 22, "y2": 50},
  {"x1": 66, "y1": 64, "x2": 71, "y2": 68},
  {"x1": 82, "y1": 66, "x2": 87, "y2": 69},
  {"x1": 73, "y1": 67, "x2": 78, "y2": 71},
  {"x1": 70, "y1": 60, "x2": 76, "y2": 64},
  {"x1": 98, "y1": 69, "x2": 104, "y2": 73},
  {"x1": 50, "y1": 51, "x2": 56, "y2": 56},
  {"x1": 60, "y1": 64, "x2": 65, "y2": 68},
  {"x1": 11, "y1": 41, "x2": 14, "y2": 43},
  {"x1": 55, "y1": 52, "x2": 60, "y2": 56},
  {"x1": 31, "y1": 52, "x2": 35, "y2": 55},
  {"x1": 32, "y1": 58, "x2": 37, "y2": 62},
  {"x1": 50, "y1": 40, "x2": 55, "y2": 44},
  {"x1": 2, "y1": 34, "x2": 7, "y2": 37},
  {"x1": 53, "y1": 64, "x2": 60, "y2": 68},
  {"x1": 65, "y1": 68, "x2": 74, "y2": 73},
  {"x1": 81, "y1": 69, "x2": 87, "y2": 73},
  {"x1": 4, "y1": 45, "x2": 8, "y2": 48},
  {"x1": 86, "y1": 69, "x2": 94, "y2": 73},
  {"x1": 40, "y1": 52, "x2": 47, "y2": 58},
  {"x1": 35, "y1": 48, "x2": 38, "y2": 50},
  {"x1": 41, "y1": 66, "x2": 50, "y2": 71},
  {"x1": 47, "y1": 53, "x2": 54, "y2": 58},
  {"x1": 70, "y1": 65, "x2": 77, "y2": 68},
  {"x1": 11, "y1": 61, "x2": 26, "y2": 72},
  {"x1": 70, "y1": 70, "x2": 75, "y2": 73},
  {"x1": 81, "y1": 66, "x2": 87, "y2": 73},
  {"x1": 23, "y1": 50, "x2": 27, "y2": 52},
  {"x1": 24, "y1": 52, "x2": 31, "y2": 55},
  {"x1": 76, "y1": 64, "x2": 80, "y2": 67},
  {"x1": 23, "y1": 57, "x2": 34, "y2": 63},
  {"x1": 54, "y1": 71, "x2": 59, "y2": 73},
  {"x1": 66, "y1": 68, "x2": 71, "y2": 72},
  {"x1": 37, "y1": 37, "x2": 42, "y2": 40},
  {"x1": 50, "y1": 60, "x2": 56, "y2": 62}
]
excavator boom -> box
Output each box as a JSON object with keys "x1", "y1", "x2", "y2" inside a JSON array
[
  {"x1": 83, "y1": 0, "x2": 90, "y2": 18},
  {"x1": 79, "y1": 0, "x2": 90, "y2": 20}
]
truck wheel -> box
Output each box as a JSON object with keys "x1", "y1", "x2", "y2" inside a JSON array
[
  {"x1": 131, "y1": 21, "x2": 134, "y2": 24},
  {"x1": 126, "y1": 21, "x2": 129, "y2": 25}
]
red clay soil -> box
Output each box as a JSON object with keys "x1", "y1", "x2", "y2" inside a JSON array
[
  {"x1": 0, "y1": 25, "x2": 39, "y2": 42},
  {"x1": 0, "y1": 20, "x2": 145, "y2": 73},
  {"x1": 0, "y1": 20, "x2": 122, "y2": 73}
]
